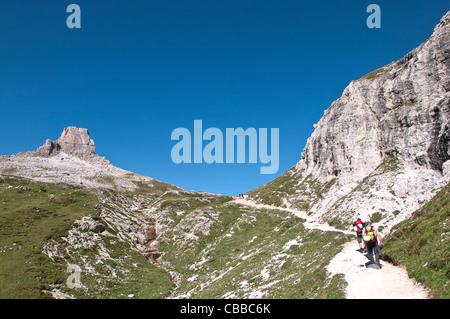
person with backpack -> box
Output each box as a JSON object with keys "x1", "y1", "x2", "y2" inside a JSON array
[
  {"x1": 363, "y1": 222, "x2": 384, "y2": 268},
  {"x1": 352, "y1": 218, "x2": 366, "y2": 253}
]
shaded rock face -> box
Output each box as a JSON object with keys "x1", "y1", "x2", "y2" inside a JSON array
[
  {"x1": 37, "y1": 127, "x2": 96, "y2": 157},
  {"x1": 298, "y1": 11, "x2": 450, "y2": 184}
]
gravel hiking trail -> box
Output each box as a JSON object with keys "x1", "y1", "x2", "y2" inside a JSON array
[
  {"x1": 327, "y1": 241, "x2": 429, "y2": 299},
  {"x1": 234, "y1": 198, "x2": 429, "y2": 299},
  {"x1": 233, "y1": 198, "x2": 353, "y2": 235}
]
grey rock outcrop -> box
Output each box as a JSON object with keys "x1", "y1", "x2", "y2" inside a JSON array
[
  {"x1": 74, "y1": 216, "x2": 106, "y2": 234},
  {"x1": 36, "y1": 127, "x2": 96, "y2": 157}
]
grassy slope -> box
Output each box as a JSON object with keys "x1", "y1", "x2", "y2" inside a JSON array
[
  {"x1": 247, "y1": 166, "x2": 336, "y2": 213},
  {"x1": 0, "y1": 177, "x2": 98, "y2": 298},
  {"x1": 0, "y1": 176, "x2": 173, "y2": 299},
  {"x1": 0, "y1": 175, "x2": 357, "y2": 299},
  {"x1": 381, "y1": 182, "x2": 450, "y2": 299},
  {"x1": 160, "y1": 203, "x2": 351, "y2": 299}
]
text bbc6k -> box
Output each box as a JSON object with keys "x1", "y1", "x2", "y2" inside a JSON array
[{"x1": 224, "y1": 303, "x2": 271, "y2": 314}]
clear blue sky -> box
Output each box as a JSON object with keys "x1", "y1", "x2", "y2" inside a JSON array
[{"x1": 0, "y1": 1, "x2": 448, "y2": 195}]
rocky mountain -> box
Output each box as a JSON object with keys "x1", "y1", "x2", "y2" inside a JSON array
[
  {"x1": 249, "y1": 11, "x2": 450, "y2": 233},
  {"x1": 0, "y1": 126, "x2": 180, "y2": 192},
  {"x1": 1, "y1": 12, "x2": 449, "y2": 300}
]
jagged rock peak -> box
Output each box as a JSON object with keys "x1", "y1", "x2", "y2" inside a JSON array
[
  {"x1": 296, "y1": 10, "x2": 450, "y2": 184},
  {"x1": 434, "y1": 10, "x2": 450, "y2": 34},
  {"x1": 37, "y1": 126, "x2": 96, "y2": 157}
]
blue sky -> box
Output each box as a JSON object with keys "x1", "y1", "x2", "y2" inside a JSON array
[{"x1": 0, "y1": 1, "x2": 448, "y2": 195}]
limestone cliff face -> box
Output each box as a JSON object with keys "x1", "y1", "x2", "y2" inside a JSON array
[
  {"x1": 299, "y1": 11, "x2": 450, "y2": 184},
  {"x1": 249, "y1": 11, "x2": 450, "y2": 232}
]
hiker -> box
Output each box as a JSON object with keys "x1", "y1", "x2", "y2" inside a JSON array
[
  {"x1": 363, "y1": 222, "x2": 384, "y2": 268},
  {"x1": 352, "y1": 218, "x2": 366, "y2": 253}
]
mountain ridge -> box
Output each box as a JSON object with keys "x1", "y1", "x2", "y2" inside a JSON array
[
  {"x1": 248, "y1": 11, "x2": 450, "y2": 234},
  {"x1": 0, "y1": 126, "x2": 183, "y2": 193}
]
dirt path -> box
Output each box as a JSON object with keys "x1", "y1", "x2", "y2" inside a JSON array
[
  {"x1": 327, "y1": 241, "x2": 429, "y2": 299},
  {"x1": 233, "y1": 198, "x2": 429, "y2": 299},
  {"x1": 233, "y1": 198, "x2": 353, "y2": 235}
]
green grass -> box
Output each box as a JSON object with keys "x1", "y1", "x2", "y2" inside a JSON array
[
  {"x1": 0, "y1": 176, "x2": 173, "y2": 299},
  {"x1": 62, "y1": 237, "x2": 174, "y2": 299},
  {"x1": 0, "y1": 176, "x2": 100, "y2": 298},
  {"x1": 160, "y1": 202, "x2": 351, "y2": 299},
  {"x1": 132, "y1": 179, "x2": 181, "y2": 195},
  {"x1": 247, "y1": 167, "x2": 336, "y2": 212},
  {"x1": 246, "y1": 167, "x2": 300, "y2": 207},
  {"x1": 361, "y1": 65, "x2": 392, "y2": 80},
  {"x1": 381, "y1": 182, "x2": 450, "y2": 299}
]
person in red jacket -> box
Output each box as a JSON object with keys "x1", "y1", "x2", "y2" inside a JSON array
[
  {"x1": 363, "y1": 222, "x2": 384, "y2": 268},
  {"x1": 352, "y1": 218, "x2": 366, "y2": 253}
]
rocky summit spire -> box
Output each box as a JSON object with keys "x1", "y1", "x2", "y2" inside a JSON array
[{"x1": 36, "y1": 126, "x2": 96, "y2": 157}]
